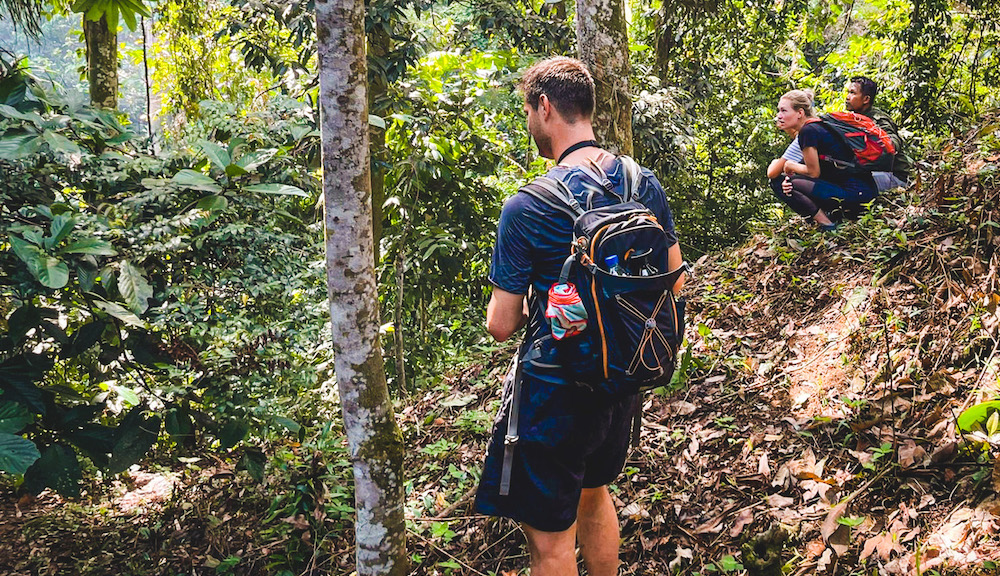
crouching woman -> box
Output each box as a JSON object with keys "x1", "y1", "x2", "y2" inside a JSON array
[{"x1": 773, "y1": 89, "x2": 877, "y2": 231}]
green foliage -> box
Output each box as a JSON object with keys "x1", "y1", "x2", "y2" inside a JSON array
[
  {"x1": 0, "y1": 60, "x2": 329, "y2": 495},
  {"x1": 70, "y1": 0, "x2": 151, "y2": 32},
  {"x1": 958, "y1": 400, "x2": 1000, "y2": 435},
  {"x1": 378, "y1": 48, "x2": 524, "y2": 388}
]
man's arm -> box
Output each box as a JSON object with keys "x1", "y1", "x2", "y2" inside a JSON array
[
  {"x1": 871, "y1": 112, "x2": 905, "y2": 157},
  {"x1": 668, "y1": 243, "x2": 685, "y2": 294},
  {"x1": 486, "y1": 288, "x2": 528, "y2": 342}
]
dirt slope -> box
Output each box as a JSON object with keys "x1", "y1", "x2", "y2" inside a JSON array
[{"x1": 406, "y1": 123, "x2": 1000, "y2": 575}]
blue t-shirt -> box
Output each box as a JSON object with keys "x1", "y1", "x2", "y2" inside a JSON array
[
  {"x1": 798, "y1": 122, "x2": 876, "y2": 195},
  {"x1": 489, "y1": 158, "x2": 678, "y2": 360}
]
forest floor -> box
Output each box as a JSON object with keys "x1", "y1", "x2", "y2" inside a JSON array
[{"x1": 3, "y1": 123, "x2": 1000, "y2": 575}]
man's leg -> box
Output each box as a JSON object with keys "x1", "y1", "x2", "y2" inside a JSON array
[
  {"x1": 523, "y1": 523, "x2": 579, "y2": 576},
  {"x1": 577, "y1": 486, "x2": 620, "y2": 576}
]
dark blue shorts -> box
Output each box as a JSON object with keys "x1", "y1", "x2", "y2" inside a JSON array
[{"x1": 474, "y1": 360, "x2": 639, "y2": 532}]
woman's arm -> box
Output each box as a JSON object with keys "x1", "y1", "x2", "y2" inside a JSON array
[
  {"x1": 784, "y1": 146, "x2": 820, "y2": 178},
  {"x1": 766, "y1": 158, "x2": 786, "y2": 179}
]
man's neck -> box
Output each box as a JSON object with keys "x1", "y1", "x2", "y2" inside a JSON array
[{"x1": 551, "y1": 127, "x2": 600, "y2": 166}]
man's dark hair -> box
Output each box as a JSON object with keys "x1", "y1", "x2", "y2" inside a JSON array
[
  {"x1": 850, "y1": 76, "x2": 878, "y2": 105},
  {"x1": 519, "y1": 57, "x2": 595, "y2": 122}
]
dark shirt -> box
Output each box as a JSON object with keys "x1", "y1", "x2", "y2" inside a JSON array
[
  {"x1": 863, "y1": 107, "x2": 912, "y2": 180},
  {"x1": 798, "y1": 121, "x2": 877, "y2": 197},
  {"x1": 488, "y1": 158, "x2": 678, "y2": 383}
]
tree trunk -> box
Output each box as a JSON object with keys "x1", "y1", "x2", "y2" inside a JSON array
[
  {"x1": 368, "y1": 24, "x2": 390, "y2": 267},
  {"x1": 84, "y1": 15, "x2": 118, "y2": 109},
  {"x1": 314, "y1": 0, "x2": 407, "y2": 574},
  {"x1": 575, "y1": 0, "x2": 633, "y2": 155}
]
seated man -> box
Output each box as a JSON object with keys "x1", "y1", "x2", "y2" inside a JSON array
[{"x1": 845, "y1": 76, "x2": 913, "y2": 191}]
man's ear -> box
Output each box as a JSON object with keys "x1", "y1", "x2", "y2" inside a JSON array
[{"x1": 538, "y1": 93, "x2": 551, "y2": 118}]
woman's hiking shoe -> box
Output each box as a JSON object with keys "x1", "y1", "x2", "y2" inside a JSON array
[{"x1": 818, "y1": 222, "x2": 839, "y2": 232}]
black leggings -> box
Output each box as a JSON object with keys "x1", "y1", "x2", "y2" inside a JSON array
[{"x1": 770, "y1": 175, "x2": 874, "y2": 220}]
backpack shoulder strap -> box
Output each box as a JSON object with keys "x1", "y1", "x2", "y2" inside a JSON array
[
  {"x1": 617, "y1": 155, "x2": 644, "y2": 203},
  {"x1": 520, "y1": 176, "x2": 584, "y2": 219}
]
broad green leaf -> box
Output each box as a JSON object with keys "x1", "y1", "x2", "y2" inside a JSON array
[
  {"x1": 244, "y1": 183, "x2": 308, "y2": 197},
  {"x1": 198, "y1": 140, "x2": 231, "y2": 171},
  {"x1": 110, "y1": 384, "x2": 140, "y2": 408},
  {"x1": 23, "y1": 444, "x2": 81, "y2": 497},
  {"x1": 66, "y1": 321, "x2": 106, "y2": 356},
  {"x1": 196, "y1": 195, "x2": 229, "y2": 212},
  {"x1": 92, "y1": 299, "x2": 146, "y2": 328},
  {"x1": 0, "y1": 134, "x2": 40, "y2": 160},
  {"x1": 120, "y1": 2, "x2": 137, "y2": 30},
  {"x1": 9, "y1": 234, "x2": 43, "y2": 265},
  {"x1": 0, "y1": 354, "x2": 48, "y2": 414},
  {"x1": 236, "y1": 448, "x2": 266, "y2": 482},
  {"x1": 12, "y1": 233, "x2": 68, "y2": 288},
  {"x1": 165, "y1": 408, "x2": 194, "y2": 439},
  {"x1": 107, "y1": 409, "x2": 160, "y2": 474},
  {"x1": 42, "y1": 131, "x2": 83, "y2": 156},
  {"x1": 77, "y1": 263, "x2": 98, "y2": 292},
  {"x1": 117, "y1": 260, "x2": 152, "y2": 314},
  {"x1": 218, "y1": 419, "x2": 249, "y2": 450},
  {"x1": 61, "y1": 238, "x2": 116, "y2": 256},
  {"x1": 66, "y1": 424, "x2": 114, "y2": 468},
  {"x1": 958, "y1": 400, "x2": 1000, "y2": 433},
  {"x1": 273, "y1": 416, "x2": 301, "y2": 434},
  {"x1": 0, "y1": 432, "x2": 40, "y2": 474},
  {"x1": 31, "y1": 256, "x2": 70, "y2": 289},
  {"x1": 369, "y1": 114, "x2": 386, "y2": 129},
  {"x1": 0, "y1": 401, "x2": 33, "y2": 434},
  {"x1": 172, "y1": 169, "x2": 222, "y2": 193},
  {"x1": 224, "y1": 163, "x2": 249, "y2": 178},
  {"x1": 46, "y1": 214, "x2": 76, "y2": 249},
  {"x1": 233, "y1": 148, "x2": 275, "y2": 172}
]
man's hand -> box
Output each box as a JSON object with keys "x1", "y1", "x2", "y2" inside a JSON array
[{"x1": 486, "y1": 288, "x2": 527, "y2": 342}]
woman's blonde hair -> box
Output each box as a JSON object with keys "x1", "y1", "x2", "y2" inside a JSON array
[{"x1": 780, "y1": 89, "x2": 815, "y2": 117}]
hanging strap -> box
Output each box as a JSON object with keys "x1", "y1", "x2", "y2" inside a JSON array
[
  {"x1": 631, "y1": 404, "x2": 643, "y2": 449},
  {"x1": 500, "y1": 337, "x2": 540, "y2": 496}
]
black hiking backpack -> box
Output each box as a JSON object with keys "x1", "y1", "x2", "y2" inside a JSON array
[{"x1": 520, "y1": 156, "x2": 688, "y2": 396}]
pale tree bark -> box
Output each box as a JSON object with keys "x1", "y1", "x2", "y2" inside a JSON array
[
  {"x1": 315, "y1": 0, "x2": 407, "y2": 574},
  {"x1": 576, "y1": 0, "x2": 633, "y2": 155},
  {"x1": 84, "y1": 15, "x2": 118, "y2": 109}
]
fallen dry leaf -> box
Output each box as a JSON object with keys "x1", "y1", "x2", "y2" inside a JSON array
[
  {"x1": 729, "y1": 508, "x2": 754, "y2": 537},
  {"x1": 767, "y1": 494, "x2": 795, "y2": 508},
  {"x1": 758, "y1": 452, "x2": 771, "y2": 477},
  {"x1": 898, "y1": 439, "x2": 927, "y2": 469},
  {"x1": 821, "y1": 500, "x2": 850, "y2": 556}
]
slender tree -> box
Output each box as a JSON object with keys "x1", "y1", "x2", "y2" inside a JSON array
[
  {"x1": 314, "y1": 0, "x2": 407, "y2": 574},
  {"x1": 83, "y1": 15, "x2": 117, "y2": 109},
  {"x1": 576, "y1": 0, "x2": 633, "y2": 154}
]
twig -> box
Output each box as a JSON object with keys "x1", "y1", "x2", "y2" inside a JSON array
[
  {"x1": 838, "y1": 464, "x2": 894, "y2": 509},
  {"x1": 433, "y1": 485, "x2": 479, "y2": 520}
]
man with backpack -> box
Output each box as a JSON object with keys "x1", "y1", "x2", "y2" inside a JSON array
[
  {"x1": 475, "y1": 56, "x2": 685, "y2": 576},
  {"x1": 845, "y1": 76, "x2": 913, "y2": 191}
]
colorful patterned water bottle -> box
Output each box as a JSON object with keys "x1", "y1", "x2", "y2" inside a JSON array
[{"x1": 545, "y1": 282, "x2": 588, "y2": 340}]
